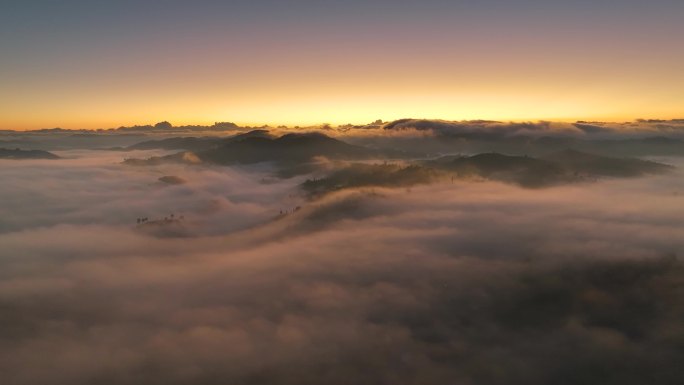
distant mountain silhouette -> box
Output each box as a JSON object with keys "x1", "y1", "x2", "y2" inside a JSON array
[
  {"x1": 125, "y1": 130, "x2": 274, "y2": 152},
  {"x1": 0, "y1": 148, "x2": 59, "y2": 159},
  {"x1": 122, "y1": 133, "x2": 674, "y2": 190},
  {"x1": 125, "y1": 132, "x2": 377, "y2": 168},
  {"x1": 198, "y1": 132, "x2": 374, "y2": 165},
  {"x1": 223, "y1": 129, "x2": 274, "y2": 142},
  {"x1": 543, "y1": 149, "x2": 673, "y2": 177}
]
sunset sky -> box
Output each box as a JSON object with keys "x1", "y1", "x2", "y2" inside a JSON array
[{"x1": 1, "y1": 0, "x2": 683, "y2": 130}]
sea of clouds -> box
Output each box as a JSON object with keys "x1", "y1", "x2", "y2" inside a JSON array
[{"x1": 2, "y1": 148, "x2": 684, "y2": 384}]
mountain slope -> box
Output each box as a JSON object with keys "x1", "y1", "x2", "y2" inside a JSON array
[
  {"x1": 197, "y1": 133, "x2": 374, "y2": 165},
  {"x1": 0, "y1": 148, "x2": 59, "y2": 159},
  {"x1": 543, "y1": 149, "x2": 673, "y2": 177},
  {"x1": 125, "y1": 130, "x2": 274, "y2": 152}
]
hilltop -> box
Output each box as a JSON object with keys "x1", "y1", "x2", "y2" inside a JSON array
[
  {"x1": 301, "y1": 150, "x2": 674, "y2": 195},
  {"x1": 0, "y1": 148, "x2": 59, "y2": 160},
  {"x1": 124, "y1": 132, "x2": 379, "y2": 168}
]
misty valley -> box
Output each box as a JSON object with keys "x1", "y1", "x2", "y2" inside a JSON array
[{"x1": 2, "y1": 119, "x2": 684, "y2": 384}]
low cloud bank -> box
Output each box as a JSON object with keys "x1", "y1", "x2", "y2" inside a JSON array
[{"x1": 381, "y1": 118, "x2": 684, "y2": 139}]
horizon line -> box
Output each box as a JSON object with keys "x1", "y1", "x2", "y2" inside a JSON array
[{"x1": 4, "y1": 117, "x2": 684, "y2": 132}]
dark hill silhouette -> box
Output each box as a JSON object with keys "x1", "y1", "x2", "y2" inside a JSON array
[
  {"x1": 0, "y1": 148, "x2": 59, "y2": 159},
  {"x1": 429, "y1": 153, "x2": 570, "y2": 187},
  {"x1": 301, "y1": 149, "x2": 673, "y2": 196},
  {"x1": 125, "y1": 130, "x2": 274, "y2": 152},
  {"x1": 122, "y1": 133, "x2": 378, "y2": 171},
  {"x1": 197, "y1": 132, "x2": 374, "y2": 165},
  {"x1": 543, "y1": 149, "x2": 673, "y2": 177},
  {"x1": 223, "y1": 129, "x2": 273, "y2": 142},
  {"x1": 302, "y1": 163, "x2": 443, "y2": 196},
  {"x1": 427, "y1": 150, "x2": 672, "y2": 187}
]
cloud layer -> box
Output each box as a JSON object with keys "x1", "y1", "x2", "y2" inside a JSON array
[{"x1": 1, "y1": 150, "x2": 684, "y2": 384}]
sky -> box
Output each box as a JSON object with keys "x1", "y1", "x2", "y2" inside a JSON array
[{"x1": 1, "y1": 0, "x2": 683, "y2": 130}]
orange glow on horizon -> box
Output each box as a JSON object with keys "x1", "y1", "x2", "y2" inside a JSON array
[{"x1": 2, "y1": 86, "x2": 682, "y2": 131}]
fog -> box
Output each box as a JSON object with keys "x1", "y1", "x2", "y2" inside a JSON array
[
  {"x1": 0, "y1": 150, "x2": 305, "y2": 235},
  {"x1": 2, "y1": 136, "x2": 684, "y2": 384}
]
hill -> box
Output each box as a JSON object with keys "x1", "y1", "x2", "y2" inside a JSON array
[
  {"x1": 124, "y1": 130, "x2": 274, "y2": 152},
  {"x1": 198, "y1": 132, "x2": 374, "y2": 165},
  {"x1": 427, "y1": 150, "x2": 672, "y2": 187},
  {"x1": 301, "y1": 163, "x2": 443, "y2": 196},
  {"x1": 543, "y1": 149, "x2": 673, "y2": 177},
  {"x1": 428, "y1": 153, "x2": 571, "y2": 187},
  {"x1": 0, "y1": 148, "x2": 59, "y2": 159}
]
